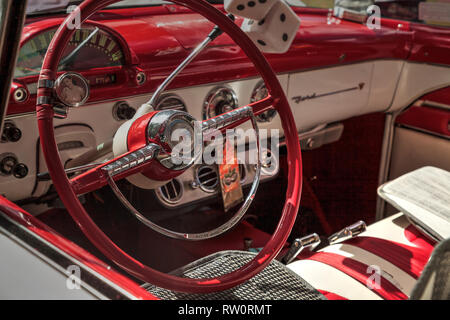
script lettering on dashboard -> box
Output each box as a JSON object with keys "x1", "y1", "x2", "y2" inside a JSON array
[{"x1": 292, "y1": 82, "x2": 365, "y2": 104}]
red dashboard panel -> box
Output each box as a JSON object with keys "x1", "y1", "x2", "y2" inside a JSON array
[
  {"x1": 408, "y1": 23, "x2": 450, "y2": 66},
  {"x1": 6, "y1": 5, "x2": 448, "y2": 116}
]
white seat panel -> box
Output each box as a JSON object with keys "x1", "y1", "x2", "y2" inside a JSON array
[
  {"x1": 287, "y1": 259, "x2": 382, "y2": 300},
  {"x1": 359, "y1": 213, "x2": 414, "y2": 246},
  {"x1": 320, "y1": 244, "x2": 416, "y2": 296}
]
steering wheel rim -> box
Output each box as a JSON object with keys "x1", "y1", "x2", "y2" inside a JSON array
[{"x1": 37, "y1": 0, "x2": 303, "y2": 294}]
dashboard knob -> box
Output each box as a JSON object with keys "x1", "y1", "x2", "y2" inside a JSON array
[
  {"x1": 13, "y1": 163, "x2": 28, "y2": 179},
  {"x1": 113, "y1": 101, "x2": 136, "y2": 121},
  {"x1": 0, "y1": 155, "x2": 18, "y2": 176},
  {"x1": 2, "y1": 123, "x2": 22, "y2": 142}
]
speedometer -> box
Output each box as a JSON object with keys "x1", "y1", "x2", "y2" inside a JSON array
[{"x1": 15, "y1": 26, "x2": 125, "y2": 78}]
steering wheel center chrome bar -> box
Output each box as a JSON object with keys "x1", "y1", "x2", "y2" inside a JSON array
[{"x1": 102, "y1": 144, "x2": 161, "y2": 177}]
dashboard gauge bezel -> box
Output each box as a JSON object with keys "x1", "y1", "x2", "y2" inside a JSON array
[
  {"x1": 54, "y1": 72, "x2": 90, "y2": 107},
  {"x1": 251, "y1": 80, "x2": 277, "y2": 123},
  {"x1": 203, "y1": 86, "x2": 238, "y2": 120},
  {"x1": 155, "y1": 93, "x2": 188, "y2": 112}
]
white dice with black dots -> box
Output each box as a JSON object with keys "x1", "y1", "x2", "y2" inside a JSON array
[
  {"x1": 224, "y1": 0, "x2": 278, "y2": 20},
  {"x1": 239, "y1": 1, "x2": 301, "y2": 54}
]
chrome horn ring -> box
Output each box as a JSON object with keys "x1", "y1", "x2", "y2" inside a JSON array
[{"x1": 106, "y1": 109, "x2": 261, "y2": 240}]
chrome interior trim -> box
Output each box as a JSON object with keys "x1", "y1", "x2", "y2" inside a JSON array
[
  {"x1": 375, "y1": 112, "x2": 400, "y2": 221},
  {"x1": 103, "y1": 144, "x2": 160, "y2": 177},
  {"x1": 155, "y1": 93, "x2": 187, "y2": 112},
  {"x1": 282, "y1": 233, "x2": 321, "y2": 264},
  {"x1": 106, "y1": 112, "x2": 261, "y2": 240},
  {"x1": 397, "y1": 123, "x2": 450, "y2": 141},
  {"x1": 203, "y1": 86, "x2": 239, "y2": 120},
  {"x1": 54, "y1": 72, "x2": 90, "y2": 108},
  {"x1": 155, "y1": 179, "x2": 184, "y2": 206}
]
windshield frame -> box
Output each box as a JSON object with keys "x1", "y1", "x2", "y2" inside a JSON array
[
  {"x1": 25, "y1": 0, "x2": 226, "y2": 16},
  {"x1": 0, "y1": 0, "x2": 27, "y2": 132}
]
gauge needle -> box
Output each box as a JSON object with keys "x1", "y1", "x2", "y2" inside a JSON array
[{"x1": 59, "y1": 27, "x2": 100, "y2": 68}]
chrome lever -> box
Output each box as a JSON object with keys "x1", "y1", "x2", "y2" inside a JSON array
[
  {"x1": 136, "y1": 14, "x2": 235, "y2": 118},
  {"x1": 37, "y1": 162, "x2": 105, "y2": 181},
  {"x1": 283, "y1": 233, "x2": 321, "y2": 264},
  {"x1": 328, "y1": 220, "x2": 367, "y2": 245}
]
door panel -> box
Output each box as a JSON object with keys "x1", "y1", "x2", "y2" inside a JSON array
[{"x1": 386, "y1": 103, "x2": 450, "y2": 215}]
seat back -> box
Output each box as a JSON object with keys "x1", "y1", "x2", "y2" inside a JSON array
[{"x1": 410, "y1": 237, "x2": 450, "y2": 300}]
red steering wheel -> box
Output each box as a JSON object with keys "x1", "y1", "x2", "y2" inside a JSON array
[{"x1": 37, "y1": 0, "x2": 302, "y2": 293}]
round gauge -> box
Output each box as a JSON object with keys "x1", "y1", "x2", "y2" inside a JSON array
[
  {"x1": 155, "y1": 94, "x2": 187, "y2": 112},
  {"x1": 54, "y1": 72, "x2": 90, "y2": 107},
  {"x1": 251, "y1": 81, "x2": 277, "y2": 123},
  {"x1": 203, "y1": 86, "x2": 238, "y2": 120},
  {"x1": 15, "y1": 26, "x2": 125, "y2": 78}
]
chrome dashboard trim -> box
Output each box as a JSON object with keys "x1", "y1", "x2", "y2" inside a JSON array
[{"x1": 203, "y1": 86, "x2": 239, "y2": 120}]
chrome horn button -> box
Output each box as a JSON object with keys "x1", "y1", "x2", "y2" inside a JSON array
[{"x1": 147, "y1": 110, "x2": 201, "y2": 171}]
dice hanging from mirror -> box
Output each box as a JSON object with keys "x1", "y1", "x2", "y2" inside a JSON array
[
  {"x1": 224, "y1": 0, "x2": 278, "y2": 20},
  {"x1": 238, "y1": 0, "x2": 301, "y2": 54}
]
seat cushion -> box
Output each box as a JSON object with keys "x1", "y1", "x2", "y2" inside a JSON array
[
  {"x1": 143, "y1": 250, "x2": 325, "y2": 300},
  {"x1": 288, "y1": 213, "x2": 436, "y2": 300}
]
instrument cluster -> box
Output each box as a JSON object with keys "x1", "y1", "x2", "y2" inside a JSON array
[{"x1": 15, "y1": 26, "x2": 125, "y2": 79}]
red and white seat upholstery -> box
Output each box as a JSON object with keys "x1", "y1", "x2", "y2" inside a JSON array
[{"x1": 287, "y1": 213, "x2": 436, "y2": 300}]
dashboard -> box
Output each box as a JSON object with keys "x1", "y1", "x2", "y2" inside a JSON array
[{"x1": 1, "y1": 5, "x2": 450, "y2": 208}]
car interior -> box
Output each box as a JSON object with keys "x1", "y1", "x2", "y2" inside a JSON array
[{"x1": 0, "y1": 0, "x2": 449, "y2": 300}]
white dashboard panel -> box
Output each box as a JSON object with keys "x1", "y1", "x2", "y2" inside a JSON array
[
  {"x1": 287, "y1": 62, "x2": 373, "y2": 130},
  {"x1": 0, "y1": 76, "x2": 288, "y2": 202},
  {"x1": 388, "y1": 62, "x2": 450, "y2": 112},
  {"x1": 3, "y1": 60, "x2": 448, "y2": 202}
]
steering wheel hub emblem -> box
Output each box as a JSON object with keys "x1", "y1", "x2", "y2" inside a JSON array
[{"x1": 147, "y1": 110, "x2": 201, "y2": 171}]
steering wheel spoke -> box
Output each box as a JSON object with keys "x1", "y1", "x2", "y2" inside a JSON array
[
  {"x1": 250, "y1": 94, "x2": 275, "y2": 115},
  {"x1": 202, "y1": 95, "x2": 274, "y2": 135},
  {"x1": 70, "y1": 144, "x2": 160, "y2": 195}
]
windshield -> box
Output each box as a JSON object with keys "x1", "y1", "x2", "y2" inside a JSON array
[
  {"x1": 26, "y1": 0, "x2": 170, "y2": 15},
  {"x1": 26, "y1": 0, "x2": 306, "y2": 15}
]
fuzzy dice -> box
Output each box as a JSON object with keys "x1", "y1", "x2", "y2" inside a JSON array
[
  {"x1": 240, "y1": 0, "x2": 301, "y2": 54},
  {"x1": 224, "y1": 0, "x2": 278, "y2": 20}
]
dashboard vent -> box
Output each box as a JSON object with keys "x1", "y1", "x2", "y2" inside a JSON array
[
  {"x1": 155, "y1": 94, "x2": 187, "y2": 112},
  {"x1": 196, "y1": 165, "x2": 219, "y2": 193},
  {"x1": 158, "y1": 179, "x2": 183, "y2": 205}
]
